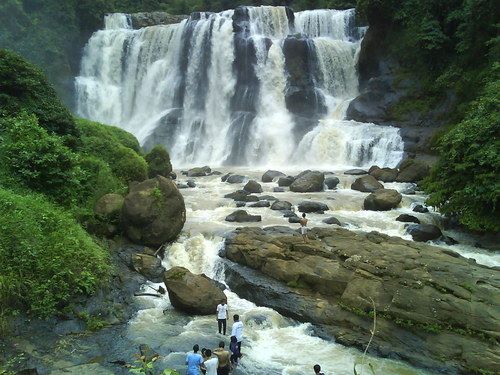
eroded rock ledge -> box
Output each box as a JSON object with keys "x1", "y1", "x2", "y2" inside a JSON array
[
  {"x1": 129, "y1": 12, "x2": 188, "y2": 29},
  {"x1": 223, "y1": 226, "x2": 499, "y2": 374}
]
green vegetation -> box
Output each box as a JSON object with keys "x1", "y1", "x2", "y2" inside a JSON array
[
  {"x1": 77, "y1": 118, "x2": 147, "y2": 184},
  {"x1": 357, "y1": 0, "x2": 499, "y2": 232},
  {"x1": 76, "y1": 311, "x2": 108, "y2": 332},
  {"x1": 145, "y1": 145, "x2": 173, "y2": 178},
  {"x1": 0, "y1": 114, "x2": 83, "y2": 206},
  {"x1": 424, "y1": 77, "x2": 500, "y2": 231},
  {"x1": 0, "y1": 49, "x2": 78, "y2": 142},
  {"x1": 0, "y1": 189, "x2": 109, "y2": 318},
  {"x1": 0, "y1": 50, "x2": 150, "y2": 330}
]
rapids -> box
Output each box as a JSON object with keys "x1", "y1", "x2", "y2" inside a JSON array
[{"x1": 125, "y1": 168, "x2": 498, "y2": 374}]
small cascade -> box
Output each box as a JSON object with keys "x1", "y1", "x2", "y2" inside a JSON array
[
  {"x1": 76, "y1": 6, "x2": 405, "y2": 168},
  {"x1": 104, "y1": 13, "x2": 132, "y2": 30}
]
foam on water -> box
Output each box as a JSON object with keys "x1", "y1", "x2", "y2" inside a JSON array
[{"x1": 125, "y1": 167, "x2": 497, "y2": 374}]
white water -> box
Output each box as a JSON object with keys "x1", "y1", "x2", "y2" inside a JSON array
[
  {"x1": 76, "y1": 6, "x2": 405, "y2": 168},
  {"x1": 126, "y1": 168, "x2": 498, "y2": 375}
]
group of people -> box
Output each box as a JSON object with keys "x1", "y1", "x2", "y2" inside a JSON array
[
  {"x1": 185, "y1": 301, "x2": 243, "y2": 375},
  {"x1": 186, "y1": 301, "x2": 328, "y2": 374}
]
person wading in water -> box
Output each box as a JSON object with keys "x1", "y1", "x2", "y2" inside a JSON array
[
  {"x1": 213, "y1": 341, "x2": 231, "y2": 375},
  {"x1": 300, "y1": 213, "x2": 308, "y2": 242}
]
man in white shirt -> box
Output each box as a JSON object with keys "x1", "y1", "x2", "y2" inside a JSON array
[
  {"x1": 231, "y1": 314, "x2": 244, "y2": 352},
  {"x1": 203, "y1": 349, "x2": 218, "y2": 375},
  {"x1": 216, "y1": 300, "x2": 228, "y2": 335}
]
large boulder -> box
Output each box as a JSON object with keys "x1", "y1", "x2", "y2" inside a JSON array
[
  {"x1": 226, "y1": 175, "x2": 246, "y2": 184},
  {"x1": 406, "y1": 224, "x2": 442, "y2": 242},
  {"x1": 298, "y1": 201, "x2": 329, "y2": 213},
  {"x1": 225, "y1": 210, "x2": 261, "y2": 222},
  {"x1": 364, "y1": 189, "x2": 402, "y2": 211},
  {"x1": 121, "y1": 176, "x2": 186, "y2": 246},
  {"x1": 163, "y1": 267, "x2": 225, "y2": 315},
  {"x1": 244, "y1": 180, "x2": 263, "y2": 193},
  {"x1": 369, "y1": 166, "x2": 398, "y2": 182},
  {"x1": 262, "y1": 170, "x2": 286, "y2": 182},
  {"x1": 324, "y1": 177, "x2": 340, "y2": 189},
  {"x1": 271, "y1": 200, "x2": 292, "y2": 211},
  {"x1": 396, "y1": 159, "x2": 430, "y2": 182},
  {"x1": 351, "y1": 175, "x2": 384, "y2": 192},
  {"x1": 290, "y1": 171, "x2": 324, "y2": 192}
]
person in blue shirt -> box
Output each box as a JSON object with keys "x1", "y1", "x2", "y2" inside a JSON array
[{"x1": 186, "y1": 344, "x2": 204, "y2": 375}]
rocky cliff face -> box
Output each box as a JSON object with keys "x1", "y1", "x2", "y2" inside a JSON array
[
  {"x1": 223, "y1": 226, "x2": 499, "y2": 374},
  {"x1": 347, "y1": 26, "x2": 455, "y2": 161},
  {"x1": 129, "y1": 12, "x2": 188, "y2": 29}
]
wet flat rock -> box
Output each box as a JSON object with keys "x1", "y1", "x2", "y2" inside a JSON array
[{"x1": 223, "y1": 226, "x2": 500, "y2": 374}]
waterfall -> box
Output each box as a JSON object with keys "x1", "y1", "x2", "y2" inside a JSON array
[{"x1": 76, "y1": 6, "x2": 404, "y2": 168}]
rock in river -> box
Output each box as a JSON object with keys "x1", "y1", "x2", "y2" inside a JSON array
[
  {"x1": 351, "y1": 175, "x2": 384, "y2": 192},
  {"x1": 225, "y1": 210, "x2": 261, "y2": 222},
  {"x1": 298, "y1": 201, "x2": 329, "y2": 213},
  {"x1": 396, "y1": 214, "x2": 420, "y2": 224},
  {"x1": 324, "y1": 176, "x2": 340, "y2": 189},
  {"x1": 226, "y1": 174, "x2": 247, "y2": 184},
  {"x1": 163, "y1": 267, "x2": 225, "y2": 315},
  {"x1": 262, "y1": 170, "x2": 286, "y2": 182},
  {"x1": 271, "y1": 200, "x2": 292, "y2": 211},
  {"x1": 364, "y1": 189, "x2": 402, "y2": 211},
  {"x1": 290, "y1": 171, "x2": 324, "y2": 192},
  {"x1": 406, "y1": 224, "x2": 442, "y2": 242},
  {"x1": 396, "y1": 159, "x2": 430, "y2": 182},
  {"x1": 244, "y1": 180, "x2": 263, "y2": 193}
]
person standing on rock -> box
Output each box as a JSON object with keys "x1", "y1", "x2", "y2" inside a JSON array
[
  {"x1": 213, "y1": 341, "x2": 231, "y2": 375},
  {"x1": 300, "y1": 213, "x2": 308, "y2": 242},
  {"x1": 231, "y1": 314, "x2": 244, "y2": 352},
  {"x1": 186, "y1": 344, "x2": 204, "y2": 375},
  {"x1": 216, "y1": 299, "x2": 228, "y2": 335}
]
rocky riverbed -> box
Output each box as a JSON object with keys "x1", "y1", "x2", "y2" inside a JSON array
[
  {"x1": 223, "y1": 226, "x2": 500, "y2": 374},
  {"x1": 2, "y1": 166, "x2": 498, "y2": 375}
]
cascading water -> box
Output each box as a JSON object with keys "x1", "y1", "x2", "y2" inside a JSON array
[{"x1": 76, "y1": 6, "x2": 404, "y2": 168}]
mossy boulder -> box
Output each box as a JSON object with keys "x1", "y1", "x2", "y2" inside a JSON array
[
  {"x1": 145, "y1": 145, "x2": 172, "y2": 178},
  {"x1": 121, "y1": 176, "x2": 185, "y2": 246}
]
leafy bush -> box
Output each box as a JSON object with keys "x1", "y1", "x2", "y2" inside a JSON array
[
  {"x1": 145, "y1": 145, "x2": 173, "y2": 178},
  {"x1": 0, "y1": 188, "x2": 110, "y2": 318},
  {"x1": 424, "y1": 76, "x2": 500, "y2": 232},
  {"x1": 0, "y1": 114, "x2": 83, "y2": 206},
  {"x1": 76, "y1": 118, "x2": 147, "y2": 183},
  {"x1": 0, "y1": 49, "x2": 78, "y2": 143}
]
